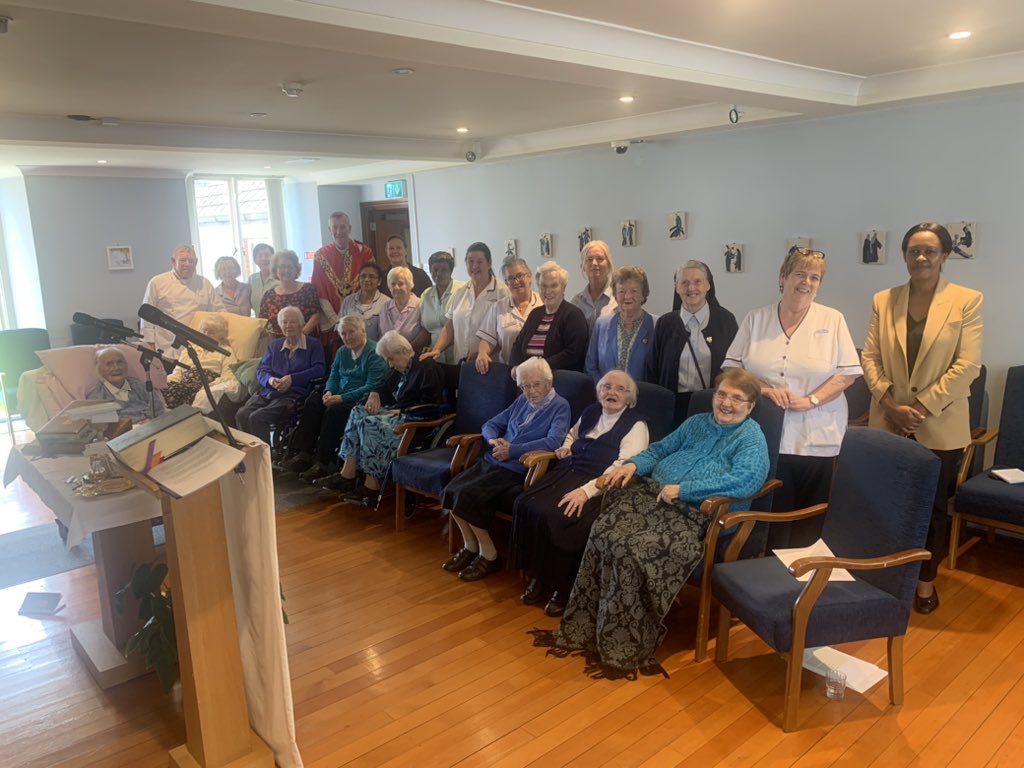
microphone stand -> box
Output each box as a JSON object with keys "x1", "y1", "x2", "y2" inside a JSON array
[{"x1": 175, "y1": 335, "x2": 241, "y2": 449}]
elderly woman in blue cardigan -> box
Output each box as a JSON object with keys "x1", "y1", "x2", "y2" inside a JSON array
[
  {"x1": 584, "y1": 265, "x2": 654, "y2": 383},
  {"x1": 441, "y1": 356, "x2": 571, "y2": 582},
  {"x1": 532, "y1": 367, "x2": 769, "y2": 679},
  {"x1": 281, "y1": 314, "x2": 390, "y2": 482}
]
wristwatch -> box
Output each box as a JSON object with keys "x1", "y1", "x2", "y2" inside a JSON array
[{"x1": 808, "y1": 394, "x2": 820, "y2": 408}]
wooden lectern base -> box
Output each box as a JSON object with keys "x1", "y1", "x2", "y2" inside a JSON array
[
  {"x1": 169, "y1": 733, "x2": 274, "y2": 768},
  {"x1": 70, "y1": 619, "x2": 149, "y2": 689}
]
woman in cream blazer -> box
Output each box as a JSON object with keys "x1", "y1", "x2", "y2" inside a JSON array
[{"x1": 861, "y1": 222, "x2": 983, "y2": 614}]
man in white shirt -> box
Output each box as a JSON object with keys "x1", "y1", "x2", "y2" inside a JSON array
[{"x1": 141, "y1": 244, "x2": 223, "y2": 352}]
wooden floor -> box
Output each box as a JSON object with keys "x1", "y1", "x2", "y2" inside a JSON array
[{"x1": 4, "y1": 436, "x2": 1024, "y2": 767}]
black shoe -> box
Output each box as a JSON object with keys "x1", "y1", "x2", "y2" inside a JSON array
[
  {"x1": 544, "y1": 592, "x2": 567, "y2": 617},
  {"x1": 313, "y1": 474, "x2": 356, "y2": 492},
  {"x1": 520, "y1": 578, "x2": 549, "y2": 606},
  {"x1": 458, "y1": 554, "x2": 502, "y2": 582},
  {"x1": 914, "y1": 589, "x2": 939, "y2": 614},
  {"x1": 281, "y1": 453, "x2": 313, "y2": 473},
  {"x1": 299, "y1": 462, "x2": 332, "y2": 483},
  {"x1": 442, "y1": 548, "x2": 478, "y2": 573}
]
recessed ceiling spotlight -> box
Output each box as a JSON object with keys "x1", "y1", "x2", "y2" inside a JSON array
[
  {"x1": 250, "y1": 112, "x2": 268, "y2": 118},
  {"x1": 619, "y1": 95, "x2": 635, "y2": 103},
  {"x1": 281, "y1": 82, "x2": 304, "y2": 98},
  {"x1": 263, "y1": 166, "x2": 272, "y2": 169},
  {"x1": 96, "y1": 160, "x2": 107, "y2": 164},
  {"x1": 456, "y1": 127, "x2": 469, "y2": 133},
  {"x1": 948, "y1": 30, "x2": 971, "y2": 40},
  {"x1": 391, "y1": 67, "x2": 415, "y2": 76}
]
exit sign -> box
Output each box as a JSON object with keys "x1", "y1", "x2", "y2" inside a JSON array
[{"x1": 384, "y1": 180, "x2": 406, "y2": 199}]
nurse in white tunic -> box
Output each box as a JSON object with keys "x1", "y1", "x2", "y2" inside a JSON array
[{"x1": 723, "y1": 247, "x2": 862, "y2": 549}]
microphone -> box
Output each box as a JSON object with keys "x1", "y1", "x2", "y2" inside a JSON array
[
  {"x1": 137, "y1": 303, "x2": 231, "y2": 355},
  {"x1": 72, "y1": 312, "x2": 143, "y2": 340}
]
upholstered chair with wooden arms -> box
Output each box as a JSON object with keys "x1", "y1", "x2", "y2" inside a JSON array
[
  {"x1": 951, "y1": 365, "x2": 1024, "y2": 570},
  {"x1": 710, "y1": 427, "x2": 938, "y2": 732},
  {"x1": 390, "y1": 361, "x2": 518, "y2": 531}
]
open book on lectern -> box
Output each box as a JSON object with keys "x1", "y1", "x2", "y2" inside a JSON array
[{"x1": 106, "y1": 405, "x2": 245, "y2": 497}]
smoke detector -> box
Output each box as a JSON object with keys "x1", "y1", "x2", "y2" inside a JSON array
[{"x1": 281, "y1": 82, "x2": 304, "y2": 98}]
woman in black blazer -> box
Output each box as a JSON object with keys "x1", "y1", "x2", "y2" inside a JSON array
[
  {"x1": 511, "y1": 260, "x2": 589, "y2": 372},
  {"x1": 648, "y1": 260, "x2": 739, "y2": 425}
]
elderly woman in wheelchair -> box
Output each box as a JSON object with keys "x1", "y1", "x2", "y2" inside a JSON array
[{"x1": 325, "y1": 330, "x2": 445, "y2": 504}]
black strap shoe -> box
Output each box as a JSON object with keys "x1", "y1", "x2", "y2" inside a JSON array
[
  {"x1": 442, "y1": 548, "x2": 477, "y2": 573},
  {"x1": 458, "y1": 554, "x2": 502, "y2": 581}
]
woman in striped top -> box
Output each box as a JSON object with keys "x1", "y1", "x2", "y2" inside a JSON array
[{"x1": 510, "y1": 260, "x2": 589, "y2": 374}]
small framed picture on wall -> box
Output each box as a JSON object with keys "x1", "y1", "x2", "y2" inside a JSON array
[
  {"x1": 539, "y1": 233, "x2": 552, "y2": 257},
  {"x1": 107, "y1": 246, "x2": 134, "y2": 271},
  {"x1": 724, "y1": 243, "x2": 744, "y2": 273},
  {"x1": 860, "y1": 230, "x2": 886, "y2": 265}
]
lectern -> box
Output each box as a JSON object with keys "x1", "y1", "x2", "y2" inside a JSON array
[{"x1": 134, "y1": 463, "x2": 274, "y2": 768}]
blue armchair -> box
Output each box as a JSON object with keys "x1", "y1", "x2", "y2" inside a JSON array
[
  {"x1": 951, "y1": 365, "x2": 1024, "y2": 570},
  {"x1": 391, "y1": 362, "x2": 518, "y2": 531},
  {"x1": 711, "y1": 427, "x2": 938, "y2": 731}
]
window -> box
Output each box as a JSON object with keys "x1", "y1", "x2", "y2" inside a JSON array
[{"x1": 188, "y1": 176, "x2": 282, "y2": 284}]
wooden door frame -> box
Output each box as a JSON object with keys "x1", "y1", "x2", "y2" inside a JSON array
[{"x1": 360, "y1": 200, "x2": 408, "y2": 245}]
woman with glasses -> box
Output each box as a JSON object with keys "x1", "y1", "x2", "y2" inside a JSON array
[
  {"x1": 475, "y1": 256, "x2": 542, "y2": 373},
  {"x1": 531, "y1": 368, "x2": 768, "y2": 679},
  {"x1": 584, "y1": 266, "x2": 655, "y2": 383},
  {"x1": 511, "y1": 370, "x2": 649, "y2": 617},
  {"x1": 861, "y1": 223, "x2": 983, "y2": 614},
  {"x1": 649, "y1": 260, "x2": 739, "y2": 426},
  {"x1": 420, "y1": 242, "x2": 510, "y2": 364},
  {"x1": 722, "y1": 247, "x2": 862, "y2": 548},
  {"x1": 258, "y1": 250, "x2": 321, "y2": 337},
  {"x1": 440, "y1": 357, "x2": 570, "y2": 582},
  {"x1": 340, "y1": 262, "x2": 390, "y2": 342},
  {"x1": 419, "y1": 251, "x2": 464, "y2": 364},
  {"x1": 510, "y1": 260, "x2": 590, "y2": 374}
]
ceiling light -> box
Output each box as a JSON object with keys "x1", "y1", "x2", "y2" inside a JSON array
[
  {"x1": 948, "y1": 30, "x2": 971, "y2": 40},
  {"x1": 456, "y1": 127, "x2": 469, "y2": 133},
  {"x1": 96, "y1": 160, "x2": 107, "y2": 164},
  {"x1": 283, "y1": 157, "x2": 319, "y2": 165},
  {"x1": 264, "y1": 166, "x2": 272, "y2": 169},
  {"x1": 281, "y1": 82, "x2": 304, "y2": 98},
  {"x1": 250, "y1": 112, "x2": 268, "y2": 118},
  {"x1": 619, "y1": 95, "x2": 635, "y2": 103},
  {"x1": 391, "y1": 67, "x2": 415, "y2": 76}
]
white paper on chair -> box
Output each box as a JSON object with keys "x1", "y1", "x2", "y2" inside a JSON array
[
  {"x1": 773, "y1": 538, "x2": 855, "y2": 581},
  {"x1": 803, "y1": 646, "x2": 888, "y2": 693},
  {"x1": 990, "y1": 468, "x2": 1024, "y2": 484}
]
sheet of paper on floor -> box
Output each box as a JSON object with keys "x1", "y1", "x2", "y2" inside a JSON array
[{"x1": 803, "y1": 646, "x2": 888, "y2": 693}]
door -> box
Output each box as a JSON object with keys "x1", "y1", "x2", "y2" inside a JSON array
[{"x1": 360, "y1": 201, "x2": 411, "y2": 271}]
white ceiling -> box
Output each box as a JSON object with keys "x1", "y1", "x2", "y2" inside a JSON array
[{"x1": 1, "y1": 0, "x2": 1023, "y2": 182}]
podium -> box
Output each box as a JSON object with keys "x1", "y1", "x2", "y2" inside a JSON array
[
  {"x1": 156, "y1": 477, "x2": 275, "y2": 768},
  {"x1": 6, "y1": 432, "x2": 302, "y2": 767}
]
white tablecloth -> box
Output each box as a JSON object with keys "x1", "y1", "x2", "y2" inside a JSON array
[
  {"x1": 4, "y1": 443, "x2": 303, "y2": 767},
  {"x1": 3, "y1": 450, "x2": 161, "y2": 548}
]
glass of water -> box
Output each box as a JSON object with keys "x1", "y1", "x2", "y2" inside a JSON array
[{"x1": 825, "y1": 668, "x2": 847, "y2": 700}]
